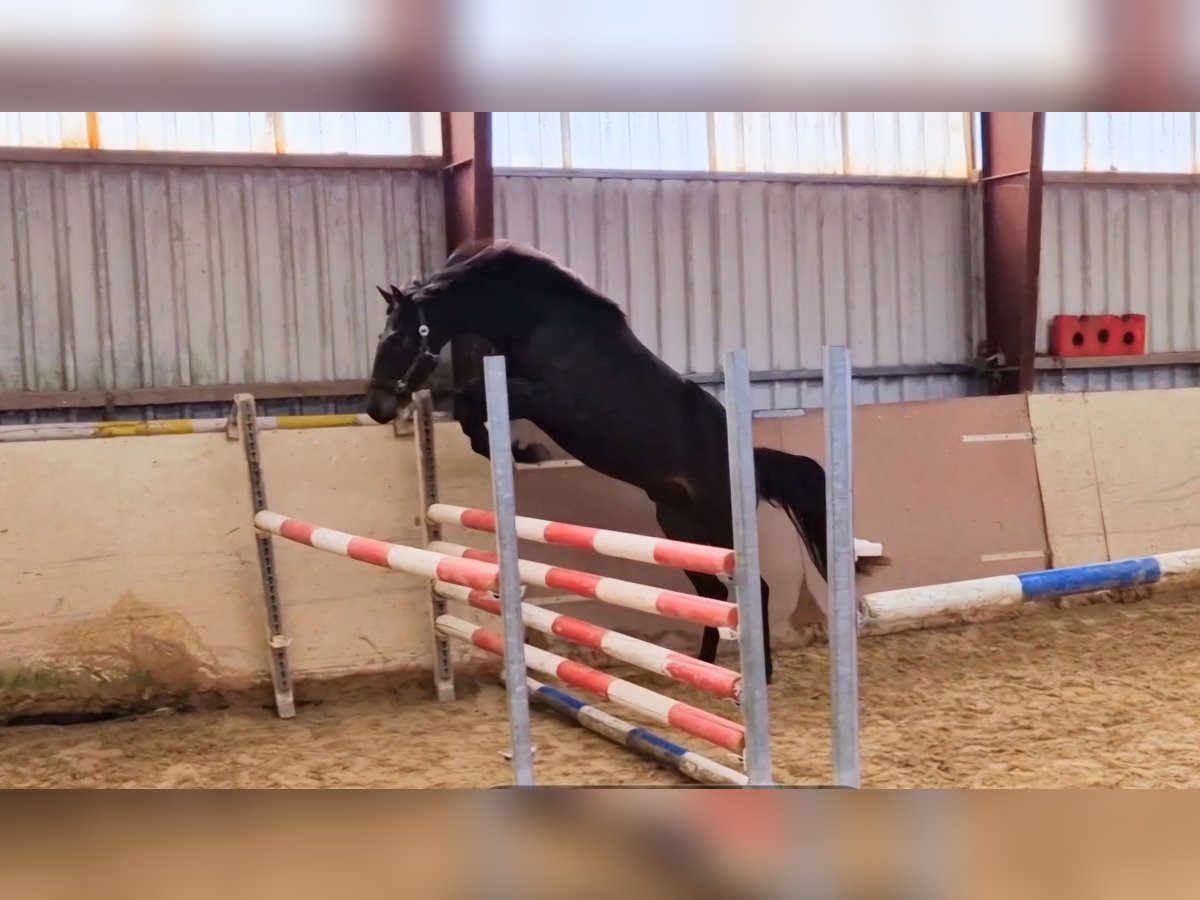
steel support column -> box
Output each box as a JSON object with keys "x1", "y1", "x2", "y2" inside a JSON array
[
  {"x1": 722, "y1": 349, "x2": 774, "y2": 787},
  {"x1": 483, "y1": 355, "x2": 536, "y2": 786},
  {"x1": 979, "y1": 112, "x2": 1045, "y2": 394},
  {"x1": 823, "y1": 346, "x2": 859, "y2": 788},
  {"x1": 441, "y1": 112, "x2": 495, "y2": 390}
]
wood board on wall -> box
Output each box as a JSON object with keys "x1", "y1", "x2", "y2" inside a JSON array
[
  {"x1": 759, "y1": 394, "x2": 1050, "y2": 629},
  {"x1": 8, "y1": 385, "x2": 1148, "y2": 716},
  {"x1": 0, "y1": 421, "x2": 495, "y2": 715},
  {"x1": 258, "y1": 422, "x2": 496, "y2": 681},
  {"x1": 1030, "y1": 388, "x2": 1200, "y2": 564},
  {"x1": 509, "y1": 393, "x2": 1050, "y2": 644},
  {"x1": 1026, "y1": 393, "x2": 1108, "y2": 567},
  {"x1": 0, "y1": 431, "x2": 263, "y2": 710}
]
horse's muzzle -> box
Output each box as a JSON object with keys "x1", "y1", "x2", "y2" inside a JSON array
[{"x1": 365, "y1": 389, "x2": 400, "y2": 424}]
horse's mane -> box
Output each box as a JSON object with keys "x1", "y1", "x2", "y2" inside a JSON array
[{"x1": 415, "y1": 238, "x2": 627, "y2": 321}]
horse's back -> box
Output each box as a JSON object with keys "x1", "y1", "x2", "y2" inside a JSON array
[{"x1": 523, "y1": 318, "x2": 728, "y2": 485}]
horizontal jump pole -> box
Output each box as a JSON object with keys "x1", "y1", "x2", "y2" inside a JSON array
[
  {"x1": 434, "y1": 581, "x2": 742, "y2": 701},
  {"x1": 428, "y1": 503, "x2": 736, "y2": 576},
  {"x1": 509, "y1": 673, "x2": 748, "y2": 786},
  {"x1": 0, "y1": 413, "x2": 380, "y2": 444},
  {"x1": 436, "y1": 614, "x2": 746, "y2": 754},
  {"x1": 429, "y1": 502, "x2": 885, "y2": 567},
  {"x1": 427, "y1": 541, "x2": 738, "y2": 630},
  {"x1": 855, "y1": 539, "x2": 884, "y2": 559},
  {"x1": 861, "y1": 547, "x2": 1200, "y2": 627},
  {"x1": 253, "y1": 511, "x2": 500, "y2": 591}
]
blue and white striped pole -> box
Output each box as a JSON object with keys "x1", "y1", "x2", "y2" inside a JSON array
[
  {"x1": 513, "y1": 674, "x2": 749, "y2": 786},
  {"x1": 861, "y1": 549, "x2": 1200, "y2": 629}
]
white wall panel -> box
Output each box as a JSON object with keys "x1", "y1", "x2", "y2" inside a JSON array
[
  {"x1": 1035, "y1": 366, "x2": 1200, "y2": 394},
  {"x1": 1, "y1": 112, "x2": 442, "y2": 156},
  {"x1": 0, "y1": 113, "x2": 89, "y2": 149},
  {"x1": 493, "y1": 112, "x2": 973, "y2": 177},
  {"x1": 1045, "y1": 112, "x2": 1200, "y2": 173}
]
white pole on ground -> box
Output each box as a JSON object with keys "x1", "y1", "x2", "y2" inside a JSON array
[
  {"x1": 723, "y1": 348, "x2": 774, "y2": 787},
  {"x1": 483, "y1": 355, "x2": 536, "y2": 787},
  {"x1": 823, "y1": 345, "x2": 861, "y2": 788}
]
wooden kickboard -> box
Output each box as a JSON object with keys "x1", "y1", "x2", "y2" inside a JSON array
[
  {"x1": 1027, "y1": 393, "x2": 1109, "y2": 568},
  {"x1": 765, "y1": 393, "x2": 1050, "y2": 628},
  {"x1": 1082, "y1": 387, "x2": 1200, "y2": 559},
  {"x1": 1030, "y1": 387, "x2": 1200, "y2": 565}
]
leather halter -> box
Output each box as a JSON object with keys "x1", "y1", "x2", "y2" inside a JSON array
[{"x1": 367, "y1": 302, "x2": 439, "y2": 395}]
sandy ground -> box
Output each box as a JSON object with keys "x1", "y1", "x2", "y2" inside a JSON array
[{"x1": 4, "y1": 592, "x2": 1200, "y2": 788}]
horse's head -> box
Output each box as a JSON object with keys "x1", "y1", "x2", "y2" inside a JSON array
[
  {"x1": 366, "y1": 238, "x2": 618, "y2": 422},
  {"x1": 365, "y1": 242, "x2": 508, "y2": 422},
  {"x1": 365, "y1": 280, "x2": 452, "y2": 423}
]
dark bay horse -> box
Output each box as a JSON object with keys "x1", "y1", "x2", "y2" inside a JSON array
[{"x1": 365, "y1": 239, "x2": 886, "y2": 683}]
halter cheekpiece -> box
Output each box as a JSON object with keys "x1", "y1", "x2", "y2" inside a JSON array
[{"x1": 368, "y1": 301, "x2": 439, "y2": 395}]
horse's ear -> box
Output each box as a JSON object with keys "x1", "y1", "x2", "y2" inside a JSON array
[
  {"x1": 388, "y1": 284, "x2": 406, "y2": 304},
  {"x1": 376, "y1": 285, "x2": 391, "y2": 305}
]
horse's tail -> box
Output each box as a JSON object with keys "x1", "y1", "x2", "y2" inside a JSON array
[{"x1": 752, "y1": 446, "x2": 890, "y2": 581}]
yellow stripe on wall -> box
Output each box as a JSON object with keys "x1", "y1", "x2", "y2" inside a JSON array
[
  {"x1": 274, "y1": 415, "x2": 363, "y2": 430},
  {"x1": 95, "y1": 420, "x2": 197, "y2": 438}
]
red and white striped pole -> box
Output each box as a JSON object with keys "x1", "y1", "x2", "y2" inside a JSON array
[
  {"x1": 435, "y1": 614, "x2": 746, "y2": 754},
  {"x1": 434, "y1": 581, "x2": 742, "y2": 701},
  {"x1": 427, "y1": 540, "x2": 738, "y2": 630},
  {"x1": 428, "y1": 503, "x2": 736, "y2": 576},
  {"x1": 254, "y1": 511, "x2": 500, "y2": 591}
]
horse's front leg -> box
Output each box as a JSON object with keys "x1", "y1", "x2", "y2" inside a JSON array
[
  {"x1": 453, "y1": 377, "x2": 553, "y2": 464},
  {"x1": 452, "y1": 385, "x2": 492, "y2": 459},
  {"x1": 502, "y1": 378, "x2": 555, "y2": 463}
]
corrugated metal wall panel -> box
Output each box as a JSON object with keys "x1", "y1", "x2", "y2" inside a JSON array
[
  {"x1": 0, "y1": 162, "x2": 445, "y2": 394},
  {"x1": 493, "y1": 112, "x2": 973, "y2": 177},
  {"x1": 1034, "y1": 366, "x2": 1200, "y2": 394},
  {"x1": 705, "y1": 374, "x2": 985, "y2": 412},
  {"x1": 496, "y1": 174, "x2": 978, "y2": 407},
  {"x1": 1039, "y1": 183, "x2": 1200, "y2": 354},
  {"x1": 1044, "y1": 112, "x2": 1200, "y2": 173}
]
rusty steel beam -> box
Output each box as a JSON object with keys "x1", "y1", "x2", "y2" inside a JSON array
[
  {"x1": 441, "y1": 112, "x2": 495, "y2": 390},
  {"x1": 980, "y1": 112, "x2": 1046, "y2": 394}
]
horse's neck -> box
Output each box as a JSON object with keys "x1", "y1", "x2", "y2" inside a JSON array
[
  {"x1": 450, "y1": 292, "x2": 546, "y2": 353},
  {"x1": 450, "y1": 285, "x2": 627, "y2": 363}
]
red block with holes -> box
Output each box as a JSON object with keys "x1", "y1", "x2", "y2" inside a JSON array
[{"x1": 1049, "y1": 314, "x2": 1146, "y2": 357}]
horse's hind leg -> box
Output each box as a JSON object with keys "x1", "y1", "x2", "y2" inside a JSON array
[
  {"x1": 678, "y1": 570, "x2": 773, "y2": 685},
  {"x1": 653, "y1": 501, "x2": 774, "y2": 684}
]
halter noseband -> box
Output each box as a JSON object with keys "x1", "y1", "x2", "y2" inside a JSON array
[{"x1": 368, "y1": 302, "x2": 439, "y2": 396}]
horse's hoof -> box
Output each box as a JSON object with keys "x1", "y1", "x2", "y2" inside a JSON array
[{"x1": 512, "y1": 440, "x2": 552, "y2": 464}]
